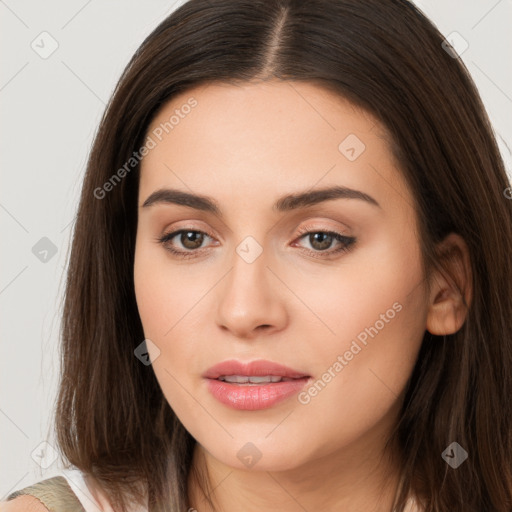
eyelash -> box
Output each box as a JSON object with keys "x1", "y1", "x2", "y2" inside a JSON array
[{"x1": 156, "y1": 226, "x2": 356, "y2": 260}]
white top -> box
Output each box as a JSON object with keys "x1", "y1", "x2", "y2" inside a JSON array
[{"x1": 57, "y1": 467, "x2": 114, "y2": 512}]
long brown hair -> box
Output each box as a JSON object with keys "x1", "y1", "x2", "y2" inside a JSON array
[{"x1": 53, "y1": 1, "x2": 512, "y2": 510}]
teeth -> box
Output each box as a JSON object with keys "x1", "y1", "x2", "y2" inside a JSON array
[{"x1": 219, "y1": 375, "x2": 288, "y2": 384}]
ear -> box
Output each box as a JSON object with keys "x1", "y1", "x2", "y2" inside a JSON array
[{"x1": 426, "y1": 233, "x2": 472, "y2": 336}]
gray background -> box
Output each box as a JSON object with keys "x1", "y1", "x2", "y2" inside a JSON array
[{"x1": 1, "y1": 0, "x2": 511, "y2": 499}]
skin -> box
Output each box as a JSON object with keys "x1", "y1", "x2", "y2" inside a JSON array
[{"x1": 133, "y1": 80, "x2": 471, "y2": 512}]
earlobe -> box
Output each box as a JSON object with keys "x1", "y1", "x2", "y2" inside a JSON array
[
  {"x1": 426, "y1": 294, "x2": 468, "y2": 335},
  {"x1": 425, "y1": 233, "x2": 473, "y2": 336}
]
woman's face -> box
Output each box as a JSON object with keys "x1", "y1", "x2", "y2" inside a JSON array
[{"x1": 134, "y1": 80, "x2": 429, "y2": 472}]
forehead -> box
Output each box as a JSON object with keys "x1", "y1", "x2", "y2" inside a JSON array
[
  {"x1": 144, "y1": 80, "x2": 382, "y2": 156},
  {"x1": 139, "y1": 80, "x2": 413, "y2": 215}
]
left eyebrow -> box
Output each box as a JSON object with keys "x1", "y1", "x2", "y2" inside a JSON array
[
  {"x1": 141, "y1": 185, "x2": 381, "y2": 213},
  {"x1": 274, "y1": 185, "x2": 381, "y2": 211}
]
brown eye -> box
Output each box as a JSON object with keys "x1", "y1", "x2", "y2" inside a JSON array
[
  {"x1": 308, "y1": 232, "x2": 335, "y2": 251},
  {"x1": 180, "y1": 231, "x2": 205, "y2": 249},
  {"x1": 158, "y1": 229, "x2": 214, "y2": 257},
  {"x1": 294, "y1": 229, "x2": 356, "y2": 258}
]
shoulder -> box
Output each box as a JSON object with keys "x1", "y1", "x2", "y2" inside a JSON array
[
  {"x1": 2, "y1": 470, "x2": 145, "y2": 512},
  {"x1": 1, "y1": 476, "x2": 86, "y2": 512},
  {"x1": 0, "y1": 494, "x2": 50, "y2": 511}
]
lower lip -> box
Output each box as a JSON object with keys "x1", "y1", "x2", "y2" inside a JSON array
[{"x1": 206, "y1": 378, "x2": 310, "y2": 410}]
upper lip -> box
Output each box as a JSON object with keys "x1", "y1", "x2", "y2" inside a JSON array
[{"x1": 203, "y1": 359, "x2": 310, "y2": 379}]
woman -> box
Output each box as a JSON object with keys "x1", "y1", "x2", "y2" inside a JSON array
[{"x1": 4, "y1": 0, "x2": 512, "y2": 511}]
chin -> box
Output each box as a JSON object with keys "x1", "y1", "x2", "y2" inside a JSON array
[{"x1": 197, "y1": 433, "x2": 318, "y2": 473}]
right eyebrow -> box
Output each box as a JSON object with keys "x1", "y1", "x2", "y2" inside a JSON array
[{"x1": 141, "y1": 188, "x2": 221, "y2": 215}]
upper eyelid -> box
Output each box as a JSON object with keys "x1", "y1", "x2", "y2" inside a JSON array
[
  {"x1": 160, "y1": 216, "x2": 352, "y2": 237},
  {"x1": 161, "y1": 225, "x2": 349, "y2": 237}
]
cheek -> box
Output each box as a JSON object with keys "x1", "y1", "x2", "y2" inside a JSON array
[
  {"x1": 293, "y1": 228, "x2": 426, "y2": 348},
  {"x1": 133, "y1": 242, "x2": 219, "y2": 399},
  {"x1": 299, "y1": 291, "x2": 425, "y2": 455},
  {"x1": 133, "y1": 245, "x2": 202, "y2": 410},
  {"x1": 297, "y1": 229, "x2": 427, "y2": 402},
  {"x1": 134, "y1": 240, "x2": 209, "y2": 339}
]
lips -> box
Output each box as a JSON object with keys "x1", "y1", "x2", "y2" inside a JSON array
[
  {"x1": 203, "y1": 359, "x2": 311, "y2": 410},
  {"x1": 203, "y1": 359, "x2": 309, "y2": 380},
  {"x1": 218, "y1": 375, "x2": 294, "y2": 384}
]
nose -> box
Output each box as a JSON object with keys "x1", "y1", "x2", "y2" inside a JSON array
[{"x1": 215, "y1": 245, "x2": 289, "y2": 339}]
